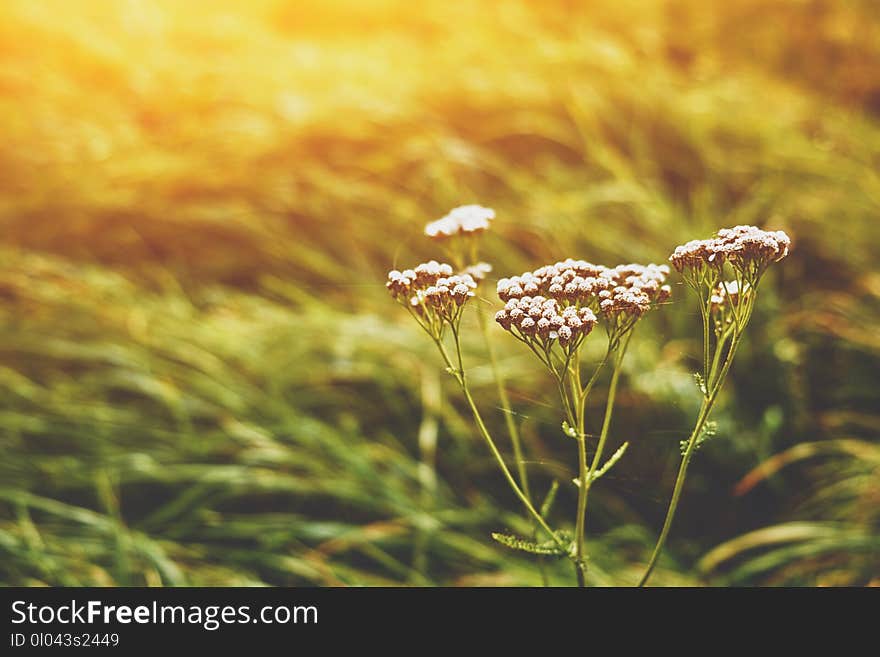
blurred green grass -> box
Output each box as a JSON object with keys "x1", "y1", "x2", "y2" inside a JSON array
[{"x1": 1, "y1": 0, "x2": 878, "y2": 585}]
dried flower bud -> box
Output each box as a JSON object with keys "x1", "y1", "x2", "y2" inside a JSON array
[
  {"x1": 414, "y1": 260, "x2": 454, "y2": 285},
  {"x1": 386, "y1": 269, "x2": 414, "y2": 300},
  {"x1": 452, "y1": 283, "x2": 471, "y2": 304},
  {"x1": 579, "y1": 307, "x2": 598, "y2": 328},
  {"x1": 557, "y1": 325, "x2": 573, "y2": 345},
  {"x1": 497, "y1": 278, "x2": 524, "y2": 301},
  {"x1": 669, "y1": 239, "x2": 718, "y2": 273}
]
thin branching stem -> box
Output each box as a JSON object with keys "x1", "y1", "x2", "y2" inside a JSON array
[
  {"x1": 476, "y1": 305, "x2": 548, "y2": 584},
  {"x1": 572, "y1": 350, "x2": 588, "y2": 586},
  {"x1": 638, "y1": 318, "x2": 747, "y2": 586},
  {"x1": 556, "y1": 373, "x2": 576, "y2": 430},
  {"x1": 638, "y1": 275, "x2": 762, "y2": 586},
  {"x1": 571, "y1": 343, "x2": 614, "y2": 586},
  {"x1": 700, "y1": 302, "x2": 710, "y2": 383},
  {"x1": 434, "y1": 330, "x2": 566, "y2": 551},
  {"x1": 580, "y1": 331, "x2": 632, "y2": 534}
]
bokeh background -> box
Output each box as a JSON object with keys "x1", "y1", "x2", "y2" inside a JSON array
[{"x1": 1, "y1": 0, "x2": 878, "y2": 586}]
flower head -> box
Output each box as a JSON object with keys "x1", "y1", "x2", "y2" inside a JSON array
[
  {"x1": 425, "y1": 205, "x2": 495, "y2": 240},
  {"x1": 388, "y1": 260, "x2": 478, "y2": 338},
  {"x1": 496, "y1": 259, "x2": 669, "y2": 352},
  {"x1": 495, "y1": 296, "x2": 597, "y2": 352},
  {"x1": 498, "y1": 261, "x2": 669, "y2": 316},
  {"x1": 670, "y1": 225, "x2": 791, "y2": 283},
  {"x1": 598, "y1": 264, "x2": 671, "y2": 318}
]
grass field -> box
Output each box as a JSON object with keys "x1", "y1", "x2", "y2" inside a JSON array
[{"x1": 1, "y1": 0, "x2": 878, "y2": 586}]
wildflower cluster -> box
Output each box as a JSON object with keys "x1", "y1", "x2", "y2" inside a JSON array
[
  {"x1": 496, "y1": 260, "x2": 670, "y2": 352},
  {"x1": 495, "y1": 295, "x2": 597, "y2": 352},
  {"x1": 670, "y1": 225, "x2": 791, "y2": 289},
  {"x1": 387, "y1": 205, "x2": 793, "y2": 588},
  {"x1": 493, "y1": 258, "x2": 671, "y2": 583},
  {"x1": 669, "y1": 225, "x2": 791, "y2": 342},
  {"x1": 386, "y1": 260, "x2": 478, "y2": 339},
  {"x1": 389, "y1": 207, "x2": 574, "y2": 565},
  {"x1": 425, "y1": 205, "x2": 497, "y2": 270}
]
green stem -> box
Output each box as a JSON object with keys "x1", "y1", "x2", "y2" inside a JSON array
[
  {"x1": 556, "y1": 373, "x2": 577, "y2": 433},
  {"x1": 579, "y1": 347, "x2": 612, "y2": 403},
  {"x1": 592, "y1": 337, "x2": 629, "y2": 472},
  {"x1": 477, "y1": 308, "x2": 531, "y2": 503},
  {"x1": 638, "y1": 330, "x2": 744, "y2": 587},
  {"x1": 477, "y1": 305, "x2": 548, "y2": 585},
  {"x1": 435, "y1": 333, "x2": 566, "y2": 551},
  {"x1": 707, "y1": 323, "x2": 735, "y2": 391},
  {"x1": 570, "y1": 350, "x2": 587, "y2": 586},
  {"x1": 571, "y1": 345, "x2": 614, "y2": 586},
  {"x1": 574, "y1": 431, "x2": 588, "y2": 587},
  {"x1": 701, "y1": 303, "x2": 710, "y2": 383},
  {"x1": 580, "y1": 335, "x2": 630, "y2": 531}
]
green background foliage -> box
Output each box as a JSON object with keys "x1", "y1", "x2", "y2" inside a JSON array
[{"x1": 1, "y1": 0, "x2": 878, "y2": 586}]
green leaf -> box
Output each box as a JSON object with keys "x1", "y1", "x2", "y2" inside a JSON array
[
  {"x1": 591, "y1": 442, "x2": 629, "y2": 482},
  {"x1": 680, "y1": 421, "x2": 718, "y2": 455},
  {"x1": 572, "y1": 442, "x2": 630, "y2": 488},
  {"x1": 491, "y1": 532, "x2": 569, "y2": 556}
]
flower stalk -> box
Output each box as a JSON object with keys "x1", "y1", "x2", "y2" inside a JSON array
[
  {"x1": 431, "y1": 205, "x2": 547, "y2": 580},
  {"x1": 495, "y1": 259, "x2": 670, "y2": 584},
  {"x1": 638, "y1": 225, "x2": 790, "y2": 586},
  {"x1": 434, "y1": 330, "x2": 565, "y2": 549}
]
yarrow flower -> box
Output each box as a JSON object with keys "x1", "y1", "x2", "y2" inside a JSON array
[
  {"x1": 493, "y1": 256, "x2": 671, "y2": 572},
  {"x1": 670, "y1": 225, "x2": 791, "y2": 286},
  {"x1": 385, "y1": 214, "x2": 794, "y2": 587},
  {"x1": 494, "y1": 258, "x2": 670, "y2": 378},
  {"x1": 387, "y1": 260, "x2": 478, "y2": 338},
  {"x1": 641, "y1": 226, "x2": 793, "y2": 586},
  {"x1": 495, "y1": 296, "x2": 597, "y2": 353},
  {"x1": 496, "y1": 260, "x2": 670, "y2": 345},
  {"x1": 425, "y1": 205, "x2": 496, "y2": 239}
]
